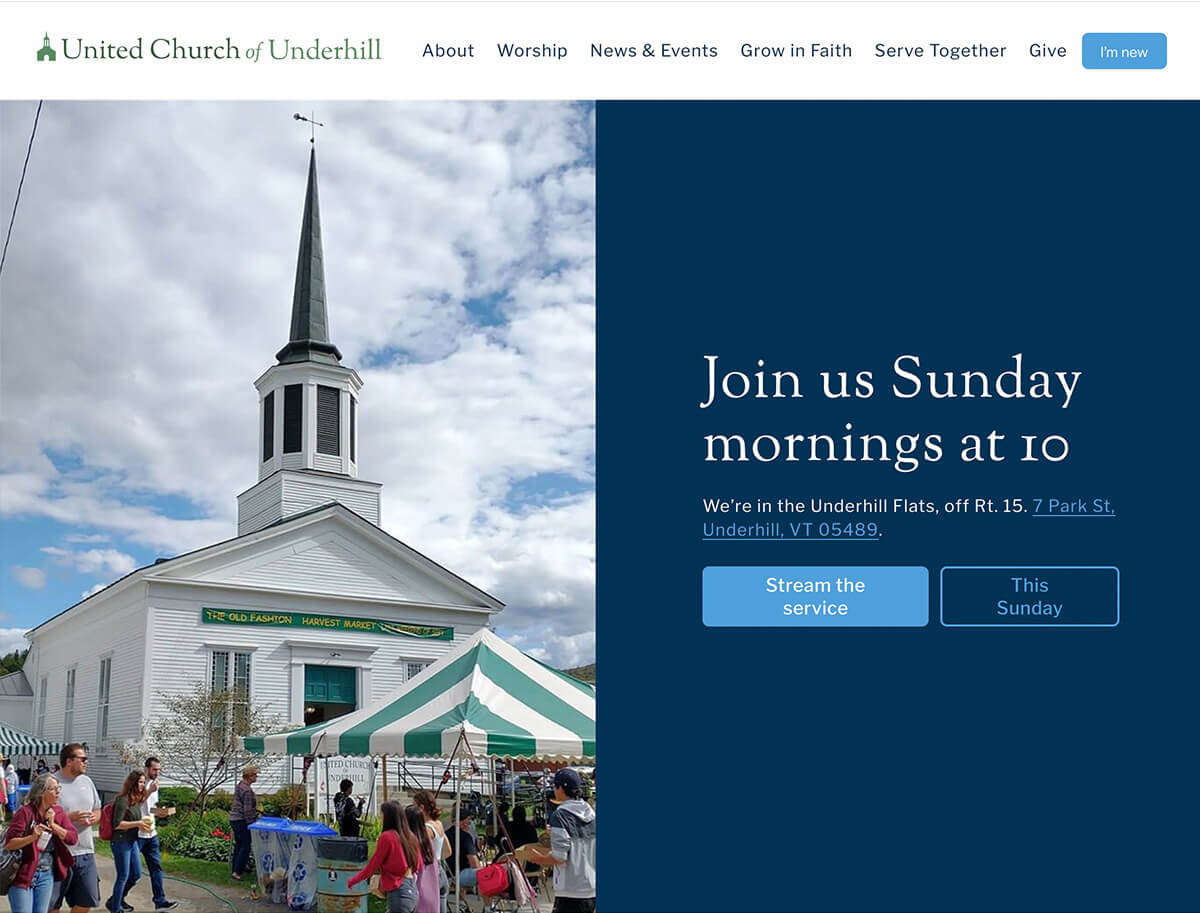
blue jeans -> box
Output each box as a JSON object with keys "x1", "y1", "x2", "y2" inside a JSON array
[
  {"x1": 135, "y1": 835, "x2": 168, "y2": 906},
  {"x1": 8, "y1": 866, "x2": 56, "y2": 913},
  {"x1": 108, "y1": 840, "x2": 142, "y2": 912},
  {"x1": 456, "y1": 867, "x2": 478, "y2": 888},
  {"x1": 231, "y1": 819, "x2": 252, "y2": 875}
]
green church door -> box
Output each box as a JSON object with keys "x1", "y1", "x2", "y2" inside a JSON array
[{"x1": 304, "y1": 665, "x2": 357, "y2": 725}]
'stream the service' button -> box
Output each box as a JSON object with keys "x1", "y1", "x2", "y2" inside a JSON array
[{"x1": 702, "y1": 566, "x2": 928, "y2": 627}]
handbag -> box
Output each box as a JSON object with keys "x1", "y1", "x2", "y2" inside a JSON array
[
  {"x1": 0, "y1": 816, "x2": 29, "y2": 896},
  {"x1": 0, "y1": 846, "x2": 21, "y2": 895}
]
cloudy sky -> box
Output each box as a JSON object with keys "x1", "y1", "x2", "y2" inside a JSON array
[{"x1": 0, "y1": 101, "x2": 595, "y2": 667}]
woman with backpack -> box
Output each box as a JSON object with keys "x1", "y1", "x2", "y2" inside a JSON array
[
  {"x1": 404, "y1": 805, "x2": 439, "y2": 913},
  {"x1": 346, "y1": 801, "x2": 423, "y2": 913},
  {"x1": 105, "y1": 771, "x2": 152, "y2": 913},
  {"x1": 412, "y1": 790, "x2": 451, "y2": 913},
  {"x1": 2, "y1": 774, "x2": 78, "y2": 913},
  {"x1": 334, "y1": 780, "x2": 364, "y2": 838}
]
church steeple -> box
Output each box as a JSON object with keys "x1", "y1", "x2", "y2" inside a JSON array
[
  {"x1": 276, "y1": 148, "x2": 343, "y2": 366},
  {"x1": 236, "y1": 146, "x2": 382, "y2": 536}
]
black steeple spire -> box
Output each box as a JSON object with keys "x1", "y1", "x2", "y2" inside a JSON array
[{"x1": 276, "y1": 148, "x2": 343, "y2": 365}]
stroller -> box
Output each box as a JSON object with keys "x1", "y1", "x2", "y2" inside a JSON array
[{"x1": 471, "y1": 855, "x2": 540, "y2": 913}]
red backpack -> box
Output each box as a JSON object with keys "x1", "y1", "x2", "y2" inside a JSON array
[
  {"x1": 476, "y1": 863, "x2": 510, "y2": 897},
  {"x1": 98, "y1": 804, "x2": 115, "y2": 841}
]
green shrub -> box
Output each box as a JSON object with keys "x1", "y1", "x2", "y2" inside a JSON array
[
  {"x1": 158, "y1": 811, "x2": 246, "y2": 865},
  {"x1": 205, "y1": 790, "x2": 233, "y2": 811},
  {"x1": 156, "y1": 786, "x2": 198, "y2": 812},
  {"x1": 259, "y1": 784, "x2": 308, "y2": 819},
  {"x1": 359, "y1": 817, "x2": 382, "y2": 842}
]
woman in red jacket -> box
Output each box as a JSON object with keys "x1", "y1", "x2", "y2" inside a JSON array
[
  {"x1": 347, "y1": 800, "x2": 423, "y2": 913},
  {"x1": 3, "y1": 774, "x2": 79, "y2": 913}
]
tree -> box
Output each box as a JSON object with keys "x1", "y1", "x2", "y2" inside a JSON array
[
  {"x1": 0, "y1": 649, "x2": 29, "y2": 676},
  {"x1": 115, "y1": 683, "x2": 284, "y2": 812}
]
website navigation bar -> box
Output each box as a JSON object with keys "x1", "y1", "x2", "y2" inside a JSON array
[{"x1": 2, "y1": 2, "x2": 1195, "y2": 99}]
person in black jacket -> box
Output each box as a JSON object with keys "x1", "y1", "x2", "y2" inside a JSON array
[{"x1": 334, "y1": 779, "x2": 365, "y2": 837}]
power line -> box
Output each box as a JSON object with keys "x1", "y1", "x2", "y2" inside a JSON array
[{"x1": 0, "y1": 100, "x2": 44, "y2": 280}]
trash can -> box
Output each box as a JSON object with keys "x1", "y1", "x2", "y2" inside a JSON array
[
  {"x1": 316, "y1": 835, "x2": 369, "y2": 913},
  {"x1": 249, "y1": 817, "x2": 293, "y2": 904},
  {"x1": 16, "y1": 785, "x2": 30, "y2": 805},
  {"x1": 284, "y1": 820, "x2": 337, "y2": 910}
]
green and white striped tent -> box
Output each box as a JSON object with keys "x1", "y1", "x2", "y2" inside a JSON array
[
  {"x1": 0, "y1": 723, "x2": 64, "y2": 758},
  {"x1": 241, "y1": 629, "x2": 595, "y2": 761}
]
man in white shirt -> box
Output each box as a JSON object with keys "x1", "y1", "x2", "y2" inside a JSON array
[
  {"x1": 51, "y1": 743, "x2": 103, "y2": 913},
  {"x1": 133, "y1": 757, "x2": 178, "y2": 912}
]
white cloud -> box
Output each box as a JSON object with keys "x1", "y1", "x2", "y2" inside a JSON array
[
  {"x1": 0, "y1": 628, "x2": 29, "y2": 655},
  {"x1": 0, "y1": 102, "x2": 595, "y2": 666},
  {"x1": 9, "y1": 567, "x2": 47, "y2": 590},
  {"x1": 41, "y1": 547, "x2": 138, "y2": 578},
  {"x1": 80, "y1": 583, "x2": 109, "y2": 599}
]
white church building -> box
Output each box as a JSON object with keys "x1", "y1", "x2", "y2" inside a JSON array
[{"x1": 15, "y1": 149, "x2": 504, "y2": 794}]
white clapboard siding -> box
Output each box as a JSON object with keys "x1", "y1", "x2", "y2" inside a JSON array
[
  {"x1": 0, "y1": 696, "x2": 33, "y2": 731},
  {"x1": 146, "y1": 582, "x2": 486, "y2": 724},
  {"x1": 312, "y1": 453, "x2": 342, "y2": 473},
  {"x1": 23, "y1": 588, "x2": 148, "y2": 793},
  {"x1": 280, "y1": 475, "x2": 380, "y2": 525},
  {"x1": 190, "y1": 532, "x2": 472, "y2": 606},
  {"x1": 237, "y1": 473, "x2": 284, "y2": 535}
]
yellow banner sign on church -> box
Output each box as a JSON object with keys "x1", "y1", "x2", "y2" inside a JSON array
[{"x1": 201, "y1": 607, "x2": 453, "y2": 640}]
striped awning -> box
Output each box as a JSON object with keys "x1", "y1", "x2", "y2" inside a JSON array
[
  {"x1": 242, "y1": 629, "x2": 594, "y2": 761},
  {"x1": 0, "y1": 723, "x2": 64, "y2": 757}
]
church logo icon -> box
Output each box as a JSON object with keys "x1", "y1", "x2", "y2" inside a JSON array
[{"x1": 37, "y1": 34, "x2": 56, "y2": 61}]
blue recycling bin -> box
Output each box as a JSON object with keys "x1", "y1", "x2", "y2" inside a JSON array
[
  {"x1": 285, "y1": 820, "x2": 337, "y2": 910},
  {"x1": 249, "y1": 817, "x2": 293, "y2": 904}
]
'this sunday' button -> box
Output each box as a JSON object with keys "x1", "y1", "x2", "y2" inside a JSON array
[
  {"x1": 702, "y1": 566, "x2": 928, "y2": 627},
  {"x1": 940, "y1": 567, "x2": 1119, "y2": 626}
]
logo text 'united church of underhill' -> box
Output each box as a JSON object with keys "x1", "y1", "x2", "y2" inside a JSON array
[{"x1": 37, "y1": 35, "x2": 382, "y2": 62}]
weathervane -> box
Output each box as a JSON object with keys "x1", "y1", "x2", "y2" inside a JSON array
[{"x1": 293, "y1": 111, "x2": 325, "y2": 144}]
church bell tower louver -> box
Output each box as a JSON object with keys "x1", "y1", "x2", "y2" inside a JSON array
[{"x1": 236, "y1": 149, "x2": 383, "y2": 535}]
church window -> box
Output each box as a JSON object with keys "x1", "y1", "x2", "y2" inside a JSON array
[
  {"x1": 63, "y1": 666, "x2": 76, "y2": 740},
  {"x1": 405, "y1": 661, "x2": 429, "y2": 681},
  {"x1": 317, "y1": 385, "x2": 340, "y2": 455},
  {"x1": 37, "y1": 676, "x2": 47, "y2": 736},
  {"x1": 350, "y1": 397, "x2": 357, "y2": 462},
  {"x1": 263, "y1": 391, "x2": 274, "y2": 461},
  {"x1": 97, "y1": 657, "x2": 112, "y2": 743},
  {"x1": 211, "y1": 649, "x2": 252, "y2": 748},
  {"x1": 283, "y1": 384, "x2": 303, "y2": 453}
]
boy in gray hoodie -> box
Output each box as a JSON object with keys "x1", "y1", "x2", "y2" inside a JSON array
[{"x1": 528, "y1": 768, "x2": 596, "y2": 913}]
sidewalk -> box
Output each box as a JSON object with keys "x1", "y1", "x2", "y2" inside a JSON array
[{"x1": 92, "y1": 852, "x2": 274, "y2": 913}]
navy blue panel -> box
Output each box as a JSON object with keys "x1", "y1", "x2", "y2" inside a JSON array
[{"x1": 598, "y1": 101, "x2": 1198, "y2": 912}]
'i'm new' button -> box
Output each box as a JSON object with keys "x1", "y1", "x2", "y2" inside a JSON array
[{"x1": 1082, "y1": 33, "x2": 1167, "y2": 69}]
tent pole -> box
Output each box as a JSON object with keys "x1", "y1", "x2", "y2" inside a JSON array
[
  {"x1": 382, "y1": 754, "x2": 388, "y2": 803},
  {"x1": 454, "y1": 743, "x2": 462, "y2": 910}
]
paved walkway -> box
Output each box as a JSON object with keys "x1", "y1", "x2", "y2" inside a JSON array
[{"x1": 92, "y1": 852, "x2": 273, "y2": 913}]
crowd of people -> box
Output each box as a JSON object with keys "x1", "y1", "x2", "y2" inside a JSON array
[
  {"x1": 5, "y1": 755, "x2": 595, "y2": 913},
  {"x1": 2, "y1": 744, "x2": 178, "y2": 913},
  {"x1": 342, "y1": 770, "x2": 596, "y2": 913}
]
